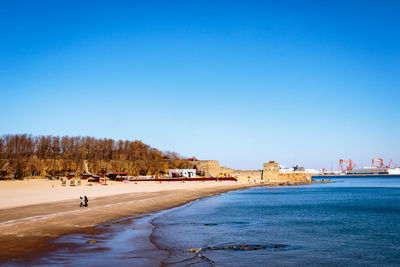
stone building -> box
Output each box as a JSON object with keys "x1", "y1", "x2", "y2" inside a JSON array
[
  {"x1": 262, "y1": 161, "x2": 279, "y2": 181},
  {"x1": 189, "y1": 160, "x2": 220, "y2": 177},
  {"x1": 262, "y1": 161, "x2": 311, "y2": 183},
  {"x1": 219, "y1": 166, "x2": 262, "y2": 180},
  {"x1": 187, "y1": 158, "x2": 311, "y2": 183}
]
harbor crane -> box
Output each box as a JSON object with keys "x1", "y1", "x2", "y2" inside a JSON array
[
  {"x1": 339, "y1": 159, "x2": 355, "y2": 172},
  {"x1": 385, "y1": 160, "x2": 393, "y2": 168},
  {"x1": 371, "y1": 158, "x2": 393, "y2": 169},
  {"x1": 371, "y1": 158, "x2": 384, "y2": 168}
]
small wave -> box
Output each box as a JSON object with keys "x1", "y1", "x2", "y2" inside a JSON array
[{"x1": 187, "y1": 243, "x2": 288, "y2": 253}]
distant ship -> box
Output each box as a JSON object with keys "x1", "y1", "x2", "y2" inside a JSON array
[{"x1": 346, "y1": 167, "x2": 400, "y2": 175}]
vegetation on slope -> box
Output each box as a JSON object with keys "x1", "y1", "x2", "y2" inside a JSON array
[{"x1": 0, "y1": 134, "x2": 191, "y2": 178}]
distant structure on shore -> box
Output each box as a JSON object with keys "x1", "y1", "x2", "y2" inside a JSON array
[
  {"x1": 346, "y1": 167, "x2": 400, "y2": 175},
  {"x1": 187, "y1": 158, "x2": 311, "y2": 183},
  {"x1": 168, "y1": 169, "x2": 196, "y2": 178},
  {"x1": 319, "y1": 158, "x2": 400, "y2": 176}
]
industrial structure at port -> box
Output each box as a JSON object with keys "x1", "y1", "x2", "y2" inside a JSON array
[{"x1": 325, "y1": 158, "x2": 400, "y2": 175}]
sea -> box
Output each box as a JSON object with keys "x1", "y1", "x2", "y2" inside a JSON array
[{"x1": 27, "y1": 176, "x2": 400, "y2": 266}]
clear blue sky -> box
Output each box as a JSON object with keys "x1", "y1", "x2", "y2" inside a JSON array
[{"x1": 1, "y1": 0, "x2": 399, "y2": 170}]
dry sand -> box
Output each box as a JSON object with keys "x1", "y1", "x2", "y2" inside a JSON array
[{"x1": 0, "y1": 179, "x2": 263, "y2": 262}]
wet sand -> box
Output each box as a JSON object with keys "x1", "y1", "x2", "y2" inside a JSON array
[
  {"x1": 28, "y1": 214, "x2": 168, "y2": 266},
  {"x1": 0, "y1": 180, "x2": 262, "y2": 263}
]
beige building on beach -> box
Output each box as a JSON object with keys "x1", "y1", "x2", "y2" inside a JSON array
[{"x1": 187, "y1": 158, "x2": 311, "y2": 183}]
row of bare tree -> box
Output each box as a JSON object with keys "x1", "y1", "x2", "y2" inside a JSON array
[{"x1": 0, "y1": 134, "x2": 191, "y2": 178}]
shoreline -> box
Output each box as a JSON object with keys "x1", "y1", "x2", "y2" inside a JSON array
[
  {"x1": 30, "y1": 192, "x2": 239, "y2": 266},
  {"x1": 0, "y1": 181, "x2": 267, "y2": 263},
  {"x1": 147, "y1": 194, "x2": 227, "y2": 266}
]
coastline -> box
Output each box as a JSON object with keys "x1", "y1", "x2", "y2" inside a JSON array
[{"x1": 0, "y1": 181, "x2": 266, "y2": 263}]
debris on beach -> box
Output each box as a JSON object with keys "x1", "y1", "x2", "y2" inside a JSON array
[{"x1": 87, "y1": 240, "x2": 99, "y2": 244}]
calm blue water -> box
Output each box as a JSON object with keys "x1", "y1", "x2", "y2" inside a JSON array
[{"x1": 152, "y1": 177, "x2": 400, "y2": 266}]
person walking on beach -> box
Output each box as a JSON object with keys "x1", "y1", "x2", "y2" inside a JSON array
[
  {"x1": 80, "y1": 197, "x2": 84, "y2": 207},
  {"x1": 84, "y1": 196, "x2": 88, "y2": 207}
]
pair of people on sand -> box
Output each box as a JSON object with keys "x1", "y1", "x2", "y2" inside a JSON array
[{"x1": 80, "y1": 196, "x2": 88, "y2": 207}]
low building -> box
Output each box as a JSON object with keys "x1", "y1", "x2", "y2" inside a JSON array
[
  {"x1": 189, "y1": 160, "x2": 220, "y2": 177},
  {"x1": 88, "y1": 175, "x2": 100, "y2": 182},
  {"x1": 81, "y1": 173, "x2": 92, "y2": 180},
  {"x1": 169, "y1": 169, "x2": 196, "y2": 178},
  {"x1": 347, "y1": 167, "x2": 400, "y2": 175},
  {"x1": 67, "y1": 173, "x2": 76, "y2": 179},
  {"x1": 106, "y1": 172, "x2": 127, "y2": 181},
  {"x1": 293, "y1": 165, "x2": 305, "y2": 171}
]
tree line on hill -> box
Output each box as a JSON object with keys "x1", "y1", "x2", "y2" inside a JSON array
[{"x1": 0, "y1": 134, "x2": 191, "y2": 178}]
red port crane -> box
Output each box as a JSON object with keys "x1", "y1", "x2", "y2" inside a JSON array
[
  {"x1": 385, "y1": 160, "x2": 393, "y2": 168},
  {"x1": 322, "y1": 168, "x2": 327, "y2": 175},
  {"x1": 339, "y1": 159, "x2": 355, "y2": 172},
  {"x1": 372, "y1": 158, "x2": 393, "y2": 169},
  {"x1": 371, "y1": 158, "x2": 384, "y2": 168}
]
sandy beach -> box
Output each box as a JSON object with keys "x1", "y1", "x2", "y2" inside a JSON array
[{"x1": 0, "y1": 179, "x2": 262, "y2": 262}]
